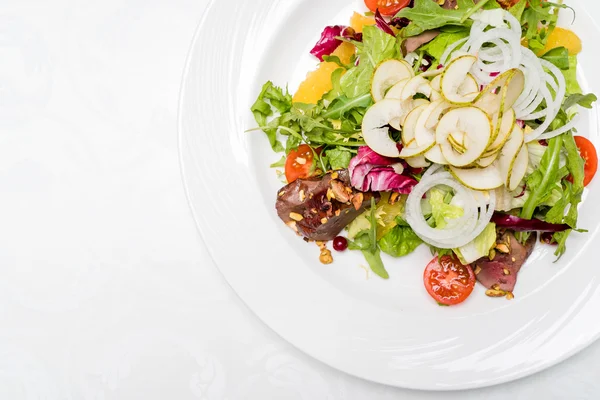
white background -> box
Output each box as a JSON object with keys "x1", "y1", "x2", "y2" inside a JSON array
[{"x1": 1, "y1": 1, "x2": 598, "y2": 398}]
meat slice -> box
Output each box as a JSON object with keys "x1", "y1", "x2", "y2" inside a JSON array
[
  {"x1": 474, "y1": 231, "x2": 537, "y2": 293},
  {"x1": 276, "y1": 170, "x2": 378, "y2": 241},
  {"x1": 402, "y1": 30, "x2": 440, "y2": 55}
]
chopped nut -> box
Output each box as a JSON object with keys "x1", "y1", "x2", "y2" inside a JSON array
[
  {"x1": 295, "y1": 157, "x2": 306, "y2": 165},
  {"x1": 309, "y1": 193, "x2": 314, "y2": 199},
  {"x1": 506, "y1": 292, "x2": 515, "y2": 300},
  {"x1": 335, "y1": 209, "x2": 341, "y2": 217},
  {"x1": 489, "y1": 249, "x2": 496, "y2": 261},
  {"x1": 496, "y1": 243, "x2": 510, "y2": 253},
  {"x1": 327, "y1": 188, "x2": 335, "y2": 201},
  {"x1": 438, "y1": 0, "x2": 444, "y2": 4},
  {"x1": 486, "y1": 289, "x2": 507, "y2": 298},
  {"x1": 506, "y1": 235, "x2": 511, "y2": 246},
  {"x1": 492, "y1": 284, "x2": 500, "y2": 291},
  {"x1": 316, "y1": 241, "x2": 327, "y2": 249},
  {"x1": 331, "y1": 172, "x2": 339, "y2": 180},
  {"x1": 299, "y1": 189, "x2": 306, "y2": 202},
  {"x1": 503, "y1": 268, "x2": 511, "y2": 276},
  {"x1": 278, "y1": 191, "x2": 286, "y2": 197},
  {"x1": 389, "y1": 192, "x2": 401, "y2": 205},
  {"x1": 285, "y1": 221, "x2": 298, "y2": 233},
  {"x1": 319, "y1": 248, "x2": 333, "y2": 264},
  {"x1": 289, "y1": 212, "x2": 304, "y2": 222},
  {"x1": 512, "y1": 257, "x2": 516, "y2": 262},
  {"x1": 474, "y1": 265, "x2": 482, "y2": 275},
  {"x1": 345, "y1": 186, "x2": 353, "y2": 194},
  {"x1": 311, "y1": 208, "x2": 318, "y2": 214},
  {"x1": 321, "y1": 217, "x2": 328, "y2": 224},
  {"x1": 330, "y1": 180, "x2": 351, "y2": 203},
  {"x1": 352, "y1": 192, "x2": 364, "y2": 211}
]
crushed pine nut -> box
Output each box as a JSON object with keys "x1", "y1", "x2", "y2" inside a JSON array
[
  {"x1": 299, "y1": 189, "x2": 306, "y2": 202},
  {"x1": 321, "y1": 217, "x2": 328, "y2": 224},
  {"x1": 503, "y1": 268, "x2": 511, "y2": 276},
  {"x1": 389, "y1": 192, "x2": 400, "y2": 205},
  {"x1": 295, "y1": 157, "x2": 307, "y2": 165},
  {"x1": 512, "y1": 257, "x2": 516, "y2": 262},
  {"x1": 496, "y1": 243, "x2": 510, "y2": 253},
  {"x1": 309, "y1": 193, "x2": 314, "y2": 199},
  {"x1": 327, "y1": 188, "x2": 335, "y2": 201},
  {"x1": 506, "y1": 235, "x2": 511, "y2": 246},
  {"x1": 319, "y1": 249, "x2": 333, "y2": 264},
  {"x1": 278, "y1": 191, "x2": 286, "y2": 197},
  {"x1": 352, "y1": 192, "x2": 364, "y2": 211},
  {"x1": 492, "y1": 284, "x2": 500, "y2": 291},
  {"x1": 335, "y1": 209, "x2": 341, "y2": 217},
  {"x1": 289, "y1": 212, "x2": 304, "y2": 222},
  {"x1": 331, "y1": 172, "x2": 339, "y2": 180},
  {"x1": 345, "y1": 186, "x2": 353, "y2": 194},
  {"x1": 316, "y1": 241, "x2": 327, "y2": 249},
  {"x1": 437, "y1": 0, "x2": 444, "y2": 4},
  {"x1": 474, "y1": 265, "x2": 482, "y2": 275},
  {"x1": 311, "y1": 208, "x2": 318, "y2": 214},
  {"x1": 486, "y1": 289, "x2": 507, "y2": 298},
  {"x1": 506, "y1": 292, "x2": 515, "y2": 300}
]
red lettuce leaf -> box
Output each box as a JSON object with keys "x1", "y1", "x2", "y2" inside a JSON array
[
  {"x1": 375, "y1": 10, "x2": 395, "y2": 36},
  {"x1": 310, "y1": 26, "x2": 361, "y2": 61},
  {"x1": 491, "y1": 213, "x2": 570, "y2": 233},
  {"x1": 348, "y1": 147, "x2": 417, "y2": 194}
]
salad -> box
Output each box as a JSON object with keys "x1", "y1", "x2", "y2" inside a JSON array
[{"x1": 251, "y1": 0, "x2": 598, "y2": 306}]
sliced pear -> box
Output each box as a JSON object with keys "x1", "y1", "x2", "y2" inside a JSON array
[
  {"x1": 401, "y1": 76, "x2": 432, "y2": 101},
  {"x1": 498, "y1": 125, "x2": 525, "y2": 190},
  {"x1": 399, "y1": 141, "x2": 436, "y2": 159},
  {"x1": 458, "y1": 73, "x2": 479, "y2": 97},
  {"x1": 507, "y1": 146, "x2": 529, "y2": 191},
  {"x1": 426, "y1": 100, "x2": 453, "y2": 129},
  {"x1": 436, "y1": 107, "x2": 492, "y2": 167},
  {"x1": 401, "y1": 103, "x2": 429, "y2": 145},
  {"x1": 384, "y1": 78, "x2": 409, "y2": 100},
  {"x1": 406, "y1": 155, "x2": 431, "y2": 168},
  {"x1": 440, "y1": 55, "x2": 479, "y2": 105},
  {"x1": 474, "y1": 69, "x2": 525, "y2": 116},
  {"x1": 487, "y1": 107, "x2": 516, "y2": 154},
  {"x1": 371, "y1": 60, "x2": 414, "y2": 102},
  {"x1": 450, "y1": 163, "x2": 504, "y2": 190},
  {"x1": 430, "y1": 90, "x2": 442, "y2": 101},
  {"x1": 414, "y1": 99, "x2": 445, "y2": 147},
  {"x1": 362, "y1": 99, "x2": 404, "y2": 157},
  {"x1": 477, "y1": 152, "x2": 499, "y2": 168},
  {"x1": 389, "y1": 98, "x2": 430, "y2": 131},
  {"x1": 420, "y1": 66, "x2": 444, "y2": 78},
  {"x1": 448, "y1": 132, "x2": 467, "y2": 154},
  {"x1": 425, "y1": 145, "x2": 448, "y2": 165},
  {"x1": 431, "y1": 75, "x2": 442, "y2": 92}
]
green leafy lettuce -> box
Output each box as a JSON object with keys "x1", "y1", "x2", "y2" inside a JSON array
[
  {"x1": 454, "y1": 223, "x2": 497, "y2": 265},
  {"x1": 429, "y1": 189, "x2": 464, "y2": 229},
  {"x1": 379, "y1": 222, "x2": 423, "y2": 258}
]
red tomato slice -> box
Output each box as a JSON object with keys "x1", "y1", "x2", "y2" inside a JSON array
[
  {"x1": 285, "y1": 144, "x2": 317, "y2": 183},
  {"x1": 364, "y1": 0, "x2": 411, "y2": 16},
  {"x1": 574, "y1": 136, "x2": 598, "y2": 186},
  {"x1": 423, "y1": 255, "x2": 475, "y2": 306}
]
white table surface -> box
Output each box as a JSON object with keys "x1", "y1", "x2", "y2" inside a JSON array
[{"x1": 1, "y1": 1, "x2": 598, "y2": 399}]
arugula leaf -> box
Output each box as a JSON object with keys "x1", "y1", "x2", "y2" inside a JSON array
[
  {"x1": 521, "y1": 2, "x2": 561, "y2": 53},
  {"x1": 396, "y1": 0, "x2": 490, "y2": 37},
  {"x1": 269, "y1": 156, "x2": 286, "y2": 168},
  {"x1": 379, "y1": 226, "x2": 423, "y2": 258},
  {"x1": 522, "y1": 135, "x2": 564, "y2": 219},
  {"x1": 552, "y1": 229, "x2": 572, "y2": 260},
  {"x1": 541, "y1": 47, "x2": 569, "y2": 70},
  {"x1": 340, "y1": 26, "x2": 399, "y2": 99},
  {"x1": 419, "y1": 30, "x2": 470, "y2": 63},
  {"x1": 362, "y1": 249, "x2": 389, "y2": 279},
  {"x1": 508, "y1": 0, "x2": 527, "y2": 20},
  {"x1": 564, "y1": 93, "x2": 598, "y2": 110},
  {"x1": 562, "y1": 56, "x2": 582, "y2": 95}
]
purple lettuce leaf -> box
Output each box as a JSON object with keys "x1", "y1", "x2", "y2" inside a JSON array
[
  {"x1": 374, "y1": 10, "x2": 395, "y2": 37},
  {"x1": 310, "y1": 26, "x2": 362, "y2": 61},
  {"x1": 491, "y1": 213, "x2": 570, "y2": 233},
  {"x1": 348, "y1": 146, "x2": 417, "y2": 194}
]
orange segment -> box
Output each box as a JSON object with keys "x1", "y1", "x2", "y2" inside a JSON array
[
  {"x1": 350, "y1": 12, "x2": 376, "y2": 33},
  {"x1": 539, "y1": 27, "x2": 582, "y2": 56},
  {"x1": 293, "y1": 42, "x2": 356, "y2": 104}
]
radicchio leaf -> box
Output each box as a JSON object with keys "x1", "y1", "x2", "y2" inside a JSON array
[
  {"x1": 310, "y1": 26, "x2": 362, "y2": 61},
  {"x1": 348, "y1": 146, "x2": 417, "y2": 194},
  {"x1": 374, "y1": 9, "x2": 395, "y2": 36},
  {"x1": 491, "y1": 213, "x2": 570, "y2": 232}
]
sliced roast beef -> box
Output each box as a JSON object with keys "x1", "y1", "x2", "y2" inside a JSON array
[
  {"x1": 402, "y1": 30, "x2": 440, "y2": 55},
  {"x1": 474, "y1": 231, "x2": 537, "y2": 293},
  {"x1": 276, "y1": 170, "x2": 378, "y2": 241}
]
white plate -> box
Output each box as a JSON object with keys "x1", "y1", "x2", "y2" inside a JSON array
[{"x1": 179, "y1": 0, "x2": 600, "y2": 390}]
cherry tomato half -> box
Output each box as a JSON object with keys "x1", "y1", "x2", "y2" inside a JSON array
[
  {"x1": 423, "y1": 255, "x2": 475, "y2": 306},
  {"x1": 574, "y1": 136, "x2": 598, "y2": 186},
  {"x1": 285, "y1": 144, "x2": 317, "y2": 183},
  {"x1": 364, "y1": 0, "x2": 411, "y2": 17}
]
